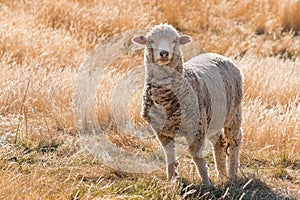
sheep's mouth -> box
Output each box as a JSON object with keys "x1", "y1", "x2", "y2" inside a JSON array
[
  {"x1": 160, "y1": 57, "x2": 169, "y2": 61},
  {"x1": 156, "y1": 58, "x2": 170, "y2": 65}
]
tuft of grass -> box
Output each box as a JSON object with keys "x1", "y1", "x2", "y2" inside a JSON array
[{"x1": 281, "y1": 0, "x2": 300, "y2": 32}]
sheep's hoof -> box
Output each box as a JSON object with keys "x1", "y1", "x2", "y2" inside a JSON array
[
  {"x1": 204, "y1": 182, "x2": 212, "y2": 187},
  {"x1": 202, "y1": 178, "x2": 212, "y2": 186},
  {"x1": 167, "y1": 170, "x2": 179, "y2": 181},
  {"x1": 202, "y1": 181, "x2": 214, "y2": 190},
  {"x1": 228, "y1": 176, "x2": 238, "y2": 183}
]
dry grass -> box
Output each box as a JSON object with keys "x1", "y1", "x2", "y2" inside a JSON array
[{"x1": 0, "y1": 0, "x2": 300, "y2": 199}]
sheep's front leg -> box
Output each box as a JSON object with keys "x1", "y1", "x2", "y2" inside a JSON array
[
  {"x1": 157, "y1": 135, "x2": 177, "y2": 180},
  {"x1": 189, "y1": 134, "x2": 211, "y2": 185}
]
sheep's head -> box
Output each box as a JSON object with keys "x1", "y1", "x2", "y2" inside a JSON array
[{"x1": 132, "y1": 24, "x2": 192, "y2": 65}]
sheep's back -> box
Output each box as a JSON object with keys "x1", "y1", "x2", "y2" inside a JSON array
[{"x1": 183, "y1": 53, "x2": 242, "y2": 139}]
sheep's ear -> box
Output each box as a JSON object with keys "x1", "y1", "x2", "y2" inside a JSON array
[
  {"x1": 179, "y1": 35, "x2": 192, "y2": 45},
  {"x1": 132, "y1": 36, "x2": 147, "y2": 46}
]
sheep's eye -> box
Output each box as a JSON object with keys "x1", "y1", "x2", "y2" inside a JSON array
[
  {"x1": 172, "y1": 39, "x2": 177, "y2": 43},
  {"x1": 149, "y1": 40, "x2": 155, "y2": 44}
]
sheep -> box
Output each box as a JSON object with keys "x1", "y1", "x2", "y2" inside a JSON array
[{"x1": 132, "y1": 24, "x2": 243, "y2": 185}]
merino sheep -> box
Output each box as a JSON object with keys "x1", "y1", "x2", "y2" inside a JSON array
[{"x1": 132, "y1": 24, "x2": 243, "y2": 185}]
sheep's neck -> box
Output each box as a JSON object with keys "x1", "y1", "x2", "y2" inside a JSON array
[
  {"x1": 145, "y1": 61, "x2": 184, "y2": 84},
  {"x1": 145, "y1": 49, "x2": 184, "y2": 82}
]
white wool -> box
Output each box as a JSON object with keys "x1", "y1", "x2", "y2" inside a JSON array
[{"x1": 187, "y1": 54, "x2": 227, "y2": 142}]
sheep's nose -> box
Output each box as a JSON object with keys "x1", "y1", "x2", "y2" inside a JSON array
[{"x1": 160, "y1": 51, "x2": 169, "y2": 58}]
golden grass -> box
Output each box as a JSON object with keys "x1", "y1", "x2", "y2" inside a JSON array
[
  {"x1": 281, "y1": 0, "x2": 300, "y2": 32},
  {"x1": 0, "y1": 0, "x2": 300, "y2": 199}
]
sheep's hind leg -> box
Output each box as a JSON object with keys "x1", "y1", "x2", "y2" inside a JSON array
[
  {"x1": 225, "y1": 126, "x2": 242, "y2": 181},
  {"x1": 213, "y1": 130, "x2": 228, "y2": 182},
  {"x1": 157, "y1": 135, "x2": 177, "y2": 180},
  {"x1": 189, "y1": 137, "x2": 211, "y2": 185}
]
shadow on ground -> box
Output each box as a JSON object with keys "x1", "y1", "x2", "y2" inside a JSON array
[{"x1": 180, "y1": 177, "x2": 295, "y2": 200}]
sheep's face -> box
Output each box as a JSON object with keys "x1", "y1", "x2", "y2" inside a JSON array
[{"x1": 132, "y1": 25, "x2": 192, "y2": 65}]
